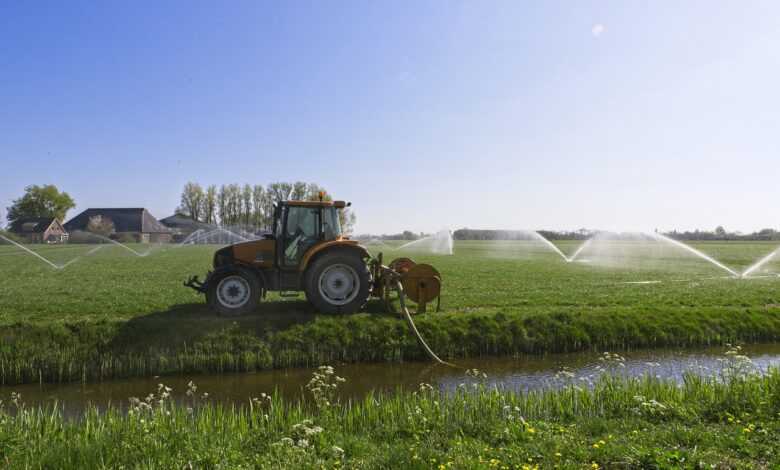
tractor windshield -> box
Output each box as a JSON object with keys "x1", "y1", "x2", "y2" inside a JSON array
[{"x1": 322, "y1": 207, "x2": 342, "y2": 240}]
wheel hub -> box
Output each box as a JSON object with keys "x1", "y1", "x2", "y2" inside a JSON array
[
  {"x1": 318, "y1": 264, "x2": 359, "y2": 306},
  {"x1": 216, "y1": 275, "x2": 251, "y2": 308}
]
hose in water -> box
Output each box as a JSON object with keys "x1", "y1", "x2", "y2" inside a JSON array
[{"x1": 394, "y1": 280, "x2": 456, "y2": 368}]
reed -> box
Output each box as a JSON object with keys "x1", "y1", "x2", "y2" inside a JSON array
[{"x1": 3, "y1": 306, "x2": 780, "y2": 385}]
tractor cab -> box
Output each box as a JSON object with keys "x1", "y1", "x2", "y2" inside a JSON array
[{"x1": 272, "y1": 200, "x2": 348, "y2": 268}]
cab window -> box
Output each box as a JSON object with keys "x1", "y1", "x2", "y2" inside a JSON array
[
  {"x1": 322, "y1": 207, "x2": 342, "y2": 240},
  {"x1": 283, "y1": 206, "x2": 320, "y2": 265}
]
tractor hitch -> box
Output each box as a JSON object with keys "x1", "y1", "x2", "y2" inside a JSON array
[{"x1": 184, "y1": 274, "x2": 209, "y2": 294}]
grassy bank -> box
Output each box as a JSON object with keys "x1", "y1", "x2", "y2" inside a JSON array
[
  {"x1": 1, "y1": 241, "x2": 780, "y2": 384},
  {"x1": 2, "y1": 305, "x2": 780, "y2": 385},
  {"x1": 3, "y1": 365, "x2": 780, "y2": 468}
]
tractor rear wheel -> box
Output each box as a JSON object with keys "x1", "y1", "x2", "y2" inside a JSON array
[
  {"x1": 304, "y1": 251, "x2": 370, "y2": 314},
  {"x1": 206, "y1": 267, "x2": 261, "y2": 316}
]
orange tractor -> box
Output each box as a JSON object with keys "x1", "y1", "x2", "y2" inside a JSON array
[{"x1": 184, "y1": 197, "x2": 442, "y2": 316}]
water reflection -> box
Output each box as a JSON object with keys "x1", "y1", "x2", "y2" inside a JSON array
[{"x1": 3, "y1": 343, "x2": 780, "y2": 416}]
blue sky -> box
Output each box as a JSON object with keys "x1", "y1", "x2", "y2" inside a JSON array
[{"x1": 2, "y1": 1, "x2": 779, "y2": 234}]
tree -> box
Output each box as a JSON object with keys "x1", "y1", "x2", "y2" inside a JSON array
[
  {"x1": 86, "y1": 215, "x2": 115, "y2": 237},
  {"x1": 217, "y1": 185, "x2": 228, "y2": 226},
  {"x1": 204, "y1": 185, "x2": 217, "y2": 224},
  {"x1": 182, "y1": 180, "x2": 356, "y2": 231},
  {"x1": 306, "y1": 183, "x2": 326, "y2": 200},
  {"x1": 252, "y1": 185, "x2": 268, "y2": 229},
  {"x1": 178, "y1": 182, "x2": 204, "y2": 222},
  {"x1": 291, "y1": 181, "x2": 309, "y2": 200},
  {"x1": 242, "y1": 184, "x2": 253, "y2": 227},
  {"x1": 340, "y1": 209, "x2": 356, "y2": 235},
  {"x1": 715, "y1": 226, "x2": 726, "y2": 237},
  {"x1": 226, "y1": 184, "x2": 242, "y2": 226},
  {"x1": 6, "y1": 185, "x2": 76, "y2": 224}
]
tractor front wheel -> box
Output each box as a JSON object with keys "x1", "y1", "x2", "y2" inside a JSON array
[
  {"x1": 206, "y1": 267, "x2": 261, "y2": 316},
  {"x1": 305, "y1": 251, "x2": 370, "y2": 314}
]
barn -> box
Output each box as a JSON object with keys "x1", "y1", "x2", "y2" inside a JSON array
[{"x1": 64, "y1": 208, "x2": 172, "y2": 243}]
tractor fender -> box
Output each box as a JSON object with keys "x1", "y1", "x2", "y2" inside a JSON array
[
  {"x1": 206, "y1": 264, "x2": 265, "y2": 291},
  {"x1": 298, "y1": 240, "x2": 370, "y2": 272}
]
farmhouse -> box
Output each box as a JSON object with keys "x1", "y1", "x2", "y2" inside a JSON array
[
  {"x1": 64, "y1": 208, "x2": 172, "y2": 243},
  {"x1": 8, "y1": 217, "x2": 68, "y2": 243}
]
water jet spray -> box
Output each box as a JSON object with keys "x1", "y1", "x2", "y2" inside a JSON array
[
  {"x1": 651, "y1": 233, "x2": 740, "y2": 277},
  {"x1": 741, "y1": 247, "x2": 780, "y2": 278},
  {"x1": 0, "y1": 234, "x2": 64, "y2": 269}
]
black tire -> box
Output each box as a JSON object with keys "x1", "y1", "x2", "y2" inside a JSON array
[
  {"x1": 206, "y1": 267, "x2": 261, "y2": 316},
  {"x1": 304, "y1": 250, "x2": 370, "y2": 314}
]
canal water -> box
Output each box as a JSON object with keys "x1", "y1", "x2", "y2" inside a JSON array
[{"x1": 2, "y1": 343, "x2": 780, "y2": 415}]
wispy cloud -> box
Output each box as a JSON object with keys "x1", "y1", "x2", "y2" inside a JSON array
[{"x1": 591, "y1": 24, "x2": 605, "y2": 38}]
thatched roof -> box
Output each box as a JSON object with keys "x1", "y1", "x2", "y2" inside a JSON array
[
  {"x1": 9, "y1": 217, "x2": 59, "y2": 234},
  {"x1": 159, "y1": 214, "x2": 217, "y2": 231},
  {"x1": 64, "y1": 208, "x2": 171, "y2": 233}
]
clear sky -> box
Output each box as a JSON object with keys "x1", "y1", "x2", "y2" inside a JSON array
[{"x1": 2, "y1": 1, "x2": 779, "y2": 234}]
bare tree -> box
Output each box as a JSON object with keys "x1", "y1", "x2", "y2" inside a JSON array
[
  {"x1": 231, "y1": 184, "x2": 243, "y2": 226},
  {"x1": 305, "y1": 185, "x2": 355, "y2": 234},
  {"x1": 252, "y1": 185, "x2": 267, "y2": 230},
  {"x1": 87, "y1": 215, "x2": 115, "y2": 237},
  {"x1": 267, "y1": 182, "x2": 293, "y2": 206},
  {"x1": 204, "y1": 185, "x2": 217, "y2": 224},
  {"x1": 179, "y1": 182, "x2": 204, "y2": 222},
  {"x1": 183, "y1": 180, "x2": 354, "y2": 231},
  {"x1": 242, "y1": 184, "x2": 253, "y2": 228},
  {"x1": 306, "y1": 183, "x2": 326, "y2": 200},
  {"x1": 291, "y1": 181, "x2": 309, "y2": 200},
  {"x1": 217, "y1": 185, "x2": 228, "y2": 226}
]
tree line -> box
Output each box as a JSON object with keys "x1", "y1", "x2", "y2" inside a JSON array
[
  {"x1": 354, "y1": 230, "x2": 425, "y2": 241},
  {"x1": 453, "y1": 228, "x2": 591, "y2": 240},
  {"x1": 666, "y1": 227, "x2": 780, "y2": 241},
  {"x1": 177, "y1": 181, "x2": 355, "y2": 233},
  {"x1": 453, "y1": 227, "x2": 780, "y2": 241}
]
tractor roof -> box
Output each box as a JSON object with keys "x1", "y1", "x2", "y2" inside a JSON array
[{"x1": 284, "y1": 200, "x2": 349, "y2": 209}]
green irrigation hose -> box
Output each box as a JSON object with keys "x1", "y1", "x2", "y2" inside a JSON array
[{"x1": 394, "y1": 281, "x2": 457, "y2": 368}]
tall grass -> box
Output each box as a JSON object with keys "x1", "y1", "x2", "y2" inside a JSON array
[
  {"x1": 3, "y1": 306, "x2": 780, "y2": 385},
  {"x1": 2, "y1": 365, "x2": 780, "y2": 468}
]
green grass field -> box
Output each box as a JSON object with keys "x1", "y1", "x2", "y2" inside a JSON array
[
  {"x1": 1, "y1": 240, "x2": 779, "y2": 384},
  {"x1": 2, "y1": 240, "x2": 780, "y2": 322}
]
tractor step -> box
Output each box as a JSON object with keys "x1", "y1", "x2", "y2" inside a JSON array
[{"x1": 279, "y1": 291, "x2": 301, "y2": 298}]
